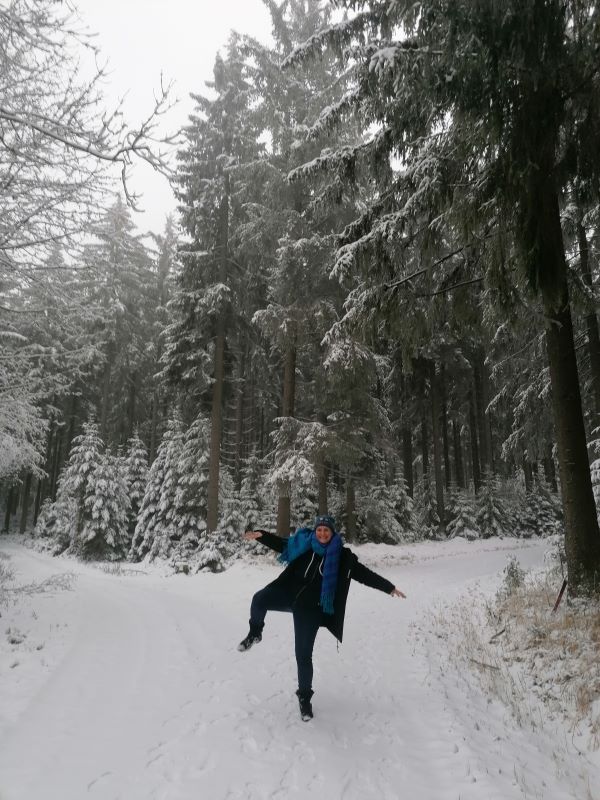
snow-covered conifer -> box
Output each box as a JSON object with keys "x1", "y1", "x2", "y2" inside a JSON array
[
  {"x1": 213, "y1": 467, "x2": 246, "y2": 561},
  {"x1": 415, "y1": 478, "x2": 441, "y2": 539},
  {"x1": 173, "y1": 413, "x2": 210, "y2": 551},
  {"x1": 476, "y1": 476, "x2": 510, "y2": 539},
  {"x1": 123, "y1": 430, "x2": 149, "y2": 537},
  {"x1": 130, "y1": 416, "x2": 183, "y2": 561},
  {"x1": 37, "y1": 421, "x2": 104, "y2": 550},
  {"x1": 446, "y1": 487, "x2": 479, "y2": 540},
  {"x1": 355, "y1": 482, "x2": 414, "y2": 544},
  {"x1": 78, "y1": 451, "x2": 130, "y2": 560},
  {"x1": 239, "y1": 452, "x2": 263, "y2": 531}
]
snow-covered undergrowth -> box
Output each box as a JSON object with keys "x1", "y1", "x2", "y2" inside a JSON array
[{"x1": 427, "y1": 545, "x2": 600, "y2": 798}]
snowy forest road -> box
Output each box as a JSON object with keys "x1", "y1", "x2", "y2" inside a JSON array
[{"x1": 0, "y1": 538, "x2": 588, "y2": 800}]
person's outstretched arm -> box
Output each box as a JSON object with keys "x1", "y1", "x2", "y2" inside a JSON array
[
  {"x1": 242, "y1": 529, "x2": 287, "y2": 554},
  {"x1": 352, "y1": 559, "x2": 407, "y2": 598}
]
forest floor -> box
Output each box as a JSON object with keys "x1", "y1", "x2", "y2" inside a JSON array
[{"x1": 0, "y1": 535, "x2": 597, "y2": 800}]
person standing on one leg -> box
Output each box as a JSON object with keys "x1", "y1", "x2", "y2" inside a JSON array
[{"x1": 238, "y1": 514, "x2": 406, "y2": 721}]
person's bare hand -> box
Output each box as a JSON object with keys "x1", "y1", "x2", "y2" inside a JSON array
[
  {"x1": 243, "y1": 530, "x2": 263, "y2": 541},
  {"x1": 390, "y1": 588, "x2": 407, "y2": 598}
]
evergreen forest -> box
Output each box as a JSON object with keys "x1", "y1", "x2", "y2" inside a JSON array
[{"x1": 3, "y1": 0, "x2": 600, "y2": 596}]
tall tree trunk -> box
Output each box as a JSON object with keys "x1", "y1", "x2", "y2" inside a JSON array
[
  {"x1": 541, "y1": 189, "x2": 600, "y2": 595},
  {"x1": 452, "y1": 421, "x2": 465, "y2": 489},
  {"x1": 468, "y1": 388, "x2": 481, "y2": 493},
  {"x1": 402, "y1": 426, "x2": 414, "y2": 497},
  {"x1": 420, "y1": 365, "x2": 429, "y2": 482},
  {"x1": 473, "y1": 350, "x2": 493, "y2": 476},
  {"x1": 207, "y1": 185, "x2": 229, "y2": 534},
  {"x1": 3, "y1": 486, "x2": 14, "y2": 533},
  {"x1": 149, "y1": 391, "x2": 159, "y2": 464},
  {"x1": 49, "y1": 425, "x2": 64, "y2": 501},
  {"x1": 32, "y1": 478, "x2": 44, "y2": 527},
  {"x1": 35, "y1": 421, "x2": 55, "y2": 519},
  {"x1": 65, "y1": 395, "x2": 78, "y2": 460},
  {"x1": 100, "y1": 340, "x2": 114, "y2": 443},
  {"x1": 398, "y1": 364, "x2": 414, "y2": 497},
  {"x1": 126, "y1": 371, "x2": 138, "y2": 442},
  {"x1": 576, "y1": 217, "x2": 600, "y2": 430},
  {"x1": 429, "y1": 361, "x2": 445, "y2": 527},
  {"x1": 316, "y1": 412, "x2": 328, "y2": 513},
  {"x1": 276, "y1": 337, "x2": 296, "y2": 535},
  {"x1": 440, "y1": 366, "x2": 451, "y2": 489},
  {"x1": 234, "y1": 351, "x2": 246, "y2": 490},
  {"x1": 317, "y1": 459, "x2": 328, "y2": 514},
  {"x1": 19, "y1": 473, "x2": 32, "y2": 534},
  {"x1": 207, "y1": 326, "x2": 226, "y2": 534},
  {"x1": 522, "y1": 456, "x2": 533, "y2": 493},
  {"x1": 543, "y1": 443, "x2": 558, "y2": 492},
  {"x1": 345, "y1": 478, "x2": 356, "y2": 542}
]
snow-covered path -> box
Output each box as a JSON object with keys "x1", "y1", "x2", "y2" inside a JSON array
[{"x1": 0, "y1": 538, "x2": 591, "y2": 800}]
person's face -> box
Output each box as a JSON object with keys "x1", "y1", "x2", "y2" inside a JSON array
[{"x1": 315, "y1": 525, "x2": 333, "y2": 545}]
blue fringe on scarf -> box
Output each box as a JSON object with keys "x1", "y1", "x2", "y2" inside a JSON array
[{"x1": 279, "y1": 528, "x2": 342, "y2": 615}]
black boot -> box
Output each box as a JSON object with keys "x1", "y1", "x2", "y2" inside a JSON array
[
  {"x1": 237, "y1": 621, "x2": 264, "y2": 652},
  {"x1": 296, "y1": 689, "x2": 314, "y2": 721}
]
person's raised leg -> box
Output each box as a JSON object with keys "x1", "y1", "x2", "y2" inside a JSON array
[{"x1": 238, "y1": 582, "x2": 291, "y2": 652}]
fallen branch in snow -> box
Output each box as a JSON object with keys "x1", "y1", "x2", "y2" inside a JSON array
[
  {"x1": 489, "y1": 627, "x2": 506, "y2": 642},
  {"x1": 552, "y1": 579, "x2": 568, "y2": 614},
  {"x1": 469, "y1": 657, "x2": 501, "y2": 671},
  {"x1": 10, "y1": 573, "x2": 76, "y2": 596}
]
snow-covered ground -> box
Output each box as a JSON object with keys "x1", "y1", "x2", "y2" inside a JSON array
[{"x1": 0, "y1": 536, "x2": 595, "y2": 800}]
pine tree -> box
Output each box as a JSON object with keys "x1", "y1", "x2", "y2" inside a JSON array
[
  {"x1": 123, "y1": 430, "x2": 149, "y2": 540},
  {"x1": 130, "y1": 416, "x2": 184, "y2": 561},
  {"x1": 476, "y1": 476, "x2": 510, "y2": 539},
  {"x1": 79, "y1": 452, "x2": 130, "y2": 560},
  {"x1": 357, "y1": 482, "x2": 410, "y2": 544},
  {"x1": 414, "y1": 478, "x2": 441, "y2": 540},
  {"x1": 446, "y1": 487, "x2": 479, "y2": 541},
  {"x1": 50, "y1": 421, "x2": 104, "y2": 550},
  {"x1": 242, "y1": 0, "x2": 360, "y2": 533},
  {"x1": 173, "y1": 413, "x2": 210, "y2": 550},
  {"x1": 239, "y1": 451, "x2": 263, "y2": 531},
  {"x1": 214, "y1": 466, "x2": 246, "y2": 561},
  {"x1": 164, "y1": 38, "x2": 262, "y2": 533},
  {"x1": 81, "y1": 198, "x2": 156, "y2": 445}
]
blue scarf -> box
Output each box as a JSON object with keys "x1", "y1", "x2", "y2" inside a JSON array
[{"x1": 279, "y1": 527, "x2": 343, "y2": 614}]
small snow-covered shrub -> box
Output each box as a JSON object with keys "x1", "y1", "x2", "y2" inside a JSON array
[
  {"x1": 476, "y1": 475, "x2": 510, "y2": 538},
  {"x1": 446, "y1": 487, "x2": 479, "y2": 540},
  {"x1": 0, "y1": 552, "x2": 14, "y2": 607},
  {"x1": 353, "y1": 482, "x2": 415, "y2": 544},
  {"x1": 414, "y1": 478, "x2": 441, "y2": 539},
  {"x1": 498, "y1": 555, "x2": 526, "y2": 600}
]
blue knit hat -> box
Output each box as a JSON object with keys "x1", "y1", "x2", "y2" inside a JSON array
[{"x1": 314, "y1": 514, "x2": 336, "y2": 533}]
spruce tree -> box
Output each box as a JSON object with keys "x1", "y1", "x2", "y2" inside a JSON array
[
  {"x1": 174, "y1": 413, "x2": 210, "y2": 549},
  {"x1": 130, "y1": 416, "x2": 184, "y2": 561},
  {"x1": 476, "y1": 476, "x2": 510, "y2": 540},
  {"x1": 164, "y1": 38, "x2": 261, "y2": 533},
  {"x1": 52, "y1": 421, "x2": 104, "y2": 551},
  {"x1": 446, "y1": 487, "x2": 479, "y2": 541},
  {"x1": 124, "y1": 430, "x2": 149, "y2": 540},
  {"x1": 79, "y1": 452, "x2": 130, "y2": 560}
]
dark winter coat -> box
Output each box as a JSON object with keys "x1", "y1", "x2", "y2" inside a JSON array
[{"x1": 256, "y1": 530, "x2": 395, "y2": 643}]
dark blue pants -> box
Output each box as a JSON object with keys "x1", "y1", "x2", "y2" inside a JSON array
[{"x1": 250, "y1": 582, "x2": 321, "y2": 693}]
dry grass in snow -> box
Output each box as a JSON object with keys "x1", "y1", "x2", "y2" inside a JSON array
[{"x1": 429, "y1": 550, "x2": 600, "y2": 792}]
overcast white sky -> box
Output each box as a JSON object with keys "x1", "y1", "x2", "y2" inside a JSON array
[{"x1": 75, "y1": 0, "x2": 273, "y2": 235}]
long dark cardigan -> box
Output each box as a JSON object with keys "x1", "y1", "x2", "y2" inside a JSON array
[{"x1": 255, "y1": 530, "x2": 395, "y2": 643}]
